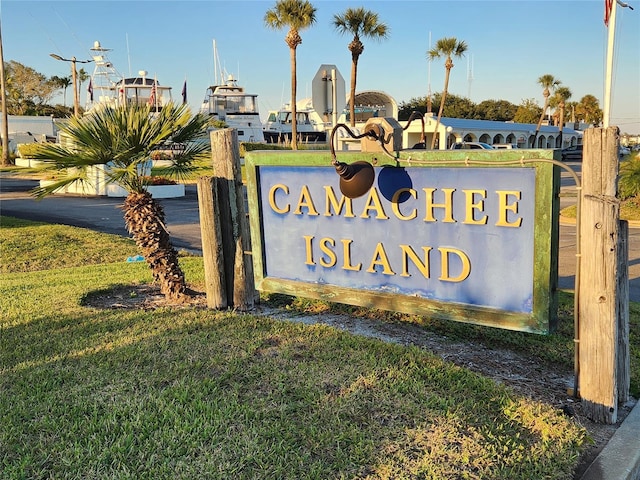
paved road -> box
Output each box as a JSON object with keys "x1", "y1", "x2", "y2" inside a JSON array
[{"x1": 2, "y1": 167, "x2": 640, "y2": 301}]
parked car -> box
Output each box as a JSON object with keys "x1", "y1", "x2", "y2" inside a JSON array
[
  {"x1": 561, "y1": 144, "x2": 583, "y2": 161},
  {"x1": 493, "y1": 143, "x2": 519, "y2": 149},
  {"x1": 450, "y1": 142, "x2": 494, "y2": 150},
  {"x1": 619, "y1": 146, "x2": 631, "y2": 157}
]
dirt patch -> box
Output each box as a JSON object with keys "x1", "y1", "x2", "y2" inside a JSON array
[{"x1": 84, "y1": 283, "x2": 636, "y2": 479}]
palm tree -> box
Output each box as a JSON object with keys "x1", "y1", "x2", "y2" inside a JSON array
[
  {"x1": 30, "y1": 103, "x2": 211, "y2": 301},
  {"x1": 77, "y1": 68, "x2": 89, "y2": 104},
  {"x1": 333, "y1": 7, "x2": 388, "y2": 128},
  {"x1": 50, "y1": 75, "x2": 72, "y2": 108},
  {"x1": 550, "y1": 86, "x2": 572, "y2": 148},
  {"x1": 427, "y1": 37, "x2": 467, "y2": 149},
  {"x1": 576, "y1": 94, "x2": 603, "y2": 126},
  {"x1": 264, "y1": 0, "x2": 317, "y2": 150},
  {"x1": 532, "y1": 74, "x2": 560, "y2": 147}
]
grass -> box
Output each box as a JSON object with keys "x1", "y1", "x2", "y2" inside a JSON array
[
  {"x1": 2, "y1": 215, "x2": 638, "y2": 479},
  {"x1": 560, "y1": 198, "x2": 640, "y2": 222},
  {"x1": 0, "y1": 216, "x2": 140, "y2": 274}
]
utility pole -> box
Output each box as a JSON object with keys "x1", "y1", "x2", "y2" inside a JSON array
[
  {"x1": 50, "y1": 54, "x2": 92, "y2": 117},
  {"x1": 0, "y1": 20, "x2": 10, "y2": 165}
]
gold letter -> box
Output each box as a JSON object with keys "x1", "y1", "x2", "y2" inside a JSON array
[
  {"x1": 303, "y1": 235, "x2": 315, "y2": 265},
  {"x1": 366, "y1": 243, "x2": 395, "y2": 275},
  {"x1": 462, "y1": 189, "x2": 488, "y2": 225},
  {"x1": 293, "y1": 185, "x2": 320, "y2": 216},
  {"x1": 268, "y1": 184, "x2": 289, "y2": 214},
  {"x1": 360, "y1": 188, "x2": 389, "y2": 220},
  {"x1": 422, "y1": 188, "x2": 456, "y2": 222},
  {"x1": 324, "y1": 186, "x2": 355, "y2": 217},
  {"x1": 341, "y1": 239, "x2": 362, "y2": 271},
  {"x1": 391, "y1": 188, "x2": 417, "y2": 220},
  {"x1": 438, "y1": 247, "x2": 471, "y2": 282},
  {"x1": 399, "y1": 245, "x2": 432, "y2": 278},
  {"x1": 319, "y1": 237, "x2": 337, "y2": 267},
  {"x1": 495, "y1": 190, "x2": 522, "y2": 227}
]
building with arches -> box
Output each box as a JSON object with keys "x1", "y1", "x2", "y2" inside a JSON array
[
  {"x1": 402, "y1": 114, "x2": 583, "y2": 150},
  {"x1": 336, "y1": 89, "x2": 583, "y2": 151}
]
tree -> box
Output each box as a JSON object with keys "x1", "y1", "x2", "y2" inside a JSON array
[
  {"x1": 575, "y1": 94, "x2": 603, "y2": 126},
  {"x1": 333, "y1": 7, "x2": 388, "y2": 128},
  {"x1": 264, "y1": 0, "x2": 317, "y2": 150},
  {"x1": 30, "y1": 103, "x2": 211, "y2": 301},
  {"x1": 5, "y1": 61, "x2": 57, "y2": 114},
  {"x1": 513, "y1": 98, "x2": 542, "y2": 124},
  {"x1": 77, "y1": 68, "x2": 89, "y2": 104},
  {"x1": 50, "y1": 75, "x2": 71, "y2": 108},
  {"x1": 550, "y1": 86, "x2": 572, "y2": 147},
  {"x1": 474, "y1": 99, "x2": 517, "y2": 121},
  {"x1": 427, "y1": 37, "x2": 467, "y2": 149},
  {"x1": 532, "y1": 74, "x2": 560, "y2": 147}
]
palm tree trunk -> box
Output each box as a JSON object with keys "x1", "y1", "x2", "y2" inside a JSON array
[
  {"x1": 349, "y1": 55, "x2": 358, "y2": 128},
  {"x1": 122, "y1": 192, "x2": 187, "y2": 300},
  {"x1": 430, "y1": 67, "x2": 451, "y2": 150},
  {"x1": 290, "y1": 47, "x2": 298, "y2": 150},
  {"x1": 533, "y1": 98, "x2": 549, "y2": 148}
]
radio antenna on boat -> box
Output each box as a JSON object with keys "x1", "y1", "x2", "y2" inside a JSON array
[{"x1": 126, "y1": 33, "x2": 132, "y2": 77}]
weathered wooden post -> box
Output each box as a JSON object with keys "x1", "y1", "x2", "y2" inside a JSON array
[
  {"x1": 197, "y1": 176, "x2": 227, "y2": 309},
  {"x1": 209, "y1": 128, "x2": 255, "y2": 310},
  {"x1": 578, "y1": 126, "x2": 629, "y2": 423}
]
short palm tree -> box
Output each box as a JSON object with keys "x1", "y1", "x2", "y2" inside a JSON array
[
  {"x1": 532, "y1": 74, "x2": 561, "y2": 147},
  {"x1": 428, "y1": 37, "x2": 467, "y2": 149},
  {"x1": 31, "y1": 103, "x2": 211, "y2": 301},
  {"x1": 576, "y1": 94, "x2": 603, "y2": 126},
  {"x1": 333, "y1": 7, "x2": 388, "y2": 128},
  {"x1": 264, "y1": 0, "x2": 317, "y2": 150}
]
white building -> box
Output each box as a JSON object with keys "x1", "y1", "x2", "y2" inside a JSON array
[
  {"x1": 404, "y1": 113, "x2": 582, "y2": 150},
  {"x1": 336, "y1": 91, "x2": 582, "y2": 151}
]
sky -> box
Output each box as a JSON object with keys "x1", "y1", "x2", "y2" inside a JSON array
[{"x1": 2, "y1": 0, "x2": 639, "y2": 134}]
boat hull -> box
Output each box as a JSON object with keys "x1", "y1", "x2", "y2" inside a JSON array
[{"x1": 263, "y1": 130, "x2": 327, "y2": 144}]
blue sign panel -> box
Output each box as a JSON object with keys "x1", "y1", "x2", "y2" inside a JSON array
[{"x1": 258, "y1": 165, "x2": 536, "y2": 313}]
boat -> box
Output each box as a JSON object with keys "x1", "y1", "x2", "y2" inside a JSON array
[
  {"x1": 199, "y1": 40, "x2": 264, "y2": 143},
  {"x1": 85, "y1": 41, "x2": 172, "y2": 113},
  {"x1": 199, "y1": 74, "x2": 264, "y2": 143},
  {"x1": 263, "y1": 98, "x2": 329, "y2": 144}
]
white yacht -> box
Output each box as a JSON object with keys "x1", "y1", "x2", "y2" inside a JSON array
[
  {"x1": 200, "y1": 74, "x2": 264, "y2": 143},
  {"x1": 85, "y1": 41, "x2": 172, "y2": 113},
  {"x1": 263, "y1": 98, "x2": 328, "y2": 144}
]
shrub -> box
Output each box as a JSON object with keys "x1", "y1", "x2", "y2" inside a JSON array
[
  {"x1": 17, "y1": 143, "x2": 41, "y2": 158},
  {"x1": 141, "y1": 176, "x2": 177, "y2": 186},
  {"x1": 618, "y1": 158, "x2": 640, "y2": 201}
]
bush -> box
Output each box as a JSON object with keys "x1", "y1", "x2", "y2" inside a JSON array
[
  {"x1": 17, "y1": 143, "x2": 41, "y2": 158},
  {"x1": 141, "y1": 176, "x2": 177, "y2": 186},
  {"x1": 618, "y1": 157, "x2": 640, "y2": 200}
]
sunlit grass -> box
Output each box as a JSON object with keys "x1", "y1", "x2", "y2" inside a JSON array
[{"x1": 2, "y1": 217, "x2": 632, "y2": 479}]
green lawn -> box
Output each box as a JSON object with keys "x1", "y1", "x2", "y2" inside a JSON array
[{"x1": 2, "y1": 215, "x2": 636, "y2": 479}]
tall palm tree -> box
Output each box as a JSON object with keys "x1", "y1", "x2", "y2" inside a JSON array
[
  {"x1": 50, "y1": 75, "x2": 72, "y2": 108},
  {"x1": 532, "y1": 74, "x2": 560, "y2": 147},
  {"x1": 30, "y1": 103, "x2": 211, "y2": 301},
  {"x1": 333, "y1": 7, "x2": 388, "y2": 128},
  {"x1": 77, "y1": 68, "x2": 89, "y2": 104},
  {"x1": 550, "y1": 86, "x2": 572, "y2": 148},
  {"x1": 264, "y1": 0, "x2": 316, "y2": 150},
  {"x1": 427, "y1": 37, "x2": 467, "y2": 149}
]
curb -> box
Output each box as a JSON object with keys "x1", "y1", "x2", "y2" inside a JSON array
[{"x1": 580, "y1": 399, "x2": 640, "y2": 480}]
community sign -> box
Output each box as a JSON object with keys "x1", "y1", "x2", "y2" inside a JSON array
[{"x1": 245, "y1": 149, "x2": 560, "y2": 334}]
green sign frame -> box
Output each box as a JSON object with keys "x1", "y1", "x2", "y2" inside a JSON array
[{"x1": 245, "y1": 149, "x2": 560, "y2": 334}]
